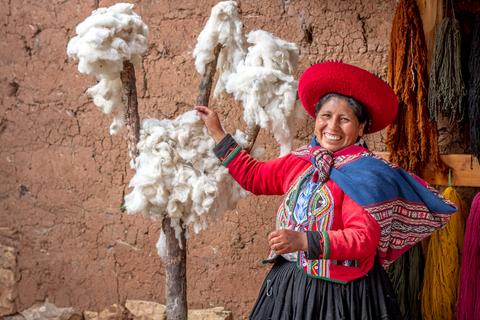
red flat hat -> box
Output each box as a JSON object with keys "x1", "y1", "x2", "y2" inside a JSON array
[{"x1": 298, "y1": 62, "x2": 398, "y2": 133}]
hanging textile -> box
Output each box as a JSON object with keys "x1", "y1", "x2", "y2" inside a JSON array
[
  {"x1": 427, "y1": 0, "x2": 466, "y2": 123},
  {"x1": 386, "y1": 0, "x2": 444, "y2": 174},
  {"x1": 457, "y1": 192, "x2": 480, "y2": 320},
  {"x1": 467, "y1": 16, "x2": 480, "y2": 160},
  {"x1": 387, "y1": 243, "x2": 424, "y2": 320},
  {"x1": 421, "y1": 187, "x2": 465, "y2": 320}
]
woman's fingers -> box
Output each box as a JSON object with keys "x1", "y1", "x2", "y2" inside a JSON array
[
  {"x1": 193, "y1": 105, "x2": 226, "y2": 143},
  {"x1": 268, "y1": 230, "x2": 308, "y2": 254},
  {"x1": 268, "y1": 230, "x2": 290, "y2": 253},
  {"x1": 194, "y1": 105, "x2": 209, "y2": 113}
]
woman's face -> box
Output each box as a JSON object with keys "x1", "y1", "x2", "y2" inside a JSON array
[{"x1": 314, "y1": 97, "x2": 365, "y2": 152}]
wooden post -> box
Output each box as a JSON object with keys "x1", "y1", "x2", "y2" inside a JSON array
[
  {"x1": 196, "y1": 43, "x2": 260, "y2": 154},
  {"x1": 120, "y1": 61, "x2": 141, "y2": 164},
  {"x1": 196, "y1": 44, "x2": 222, "y2": 106},
  {"x1": 244, "y1": 124, "x2": 260, "y2": 154},
  {"x1": 119, "y1": 60, "x2": 188, "y2": 319},
  {"x1": 162, "y1": 217, "x2": 187, "y2": 320}
]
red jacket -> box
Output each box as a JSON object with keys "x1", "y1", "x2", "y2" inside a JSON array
[{"x1": 226, "y1": 147, "x2": 380, "y2": 283}]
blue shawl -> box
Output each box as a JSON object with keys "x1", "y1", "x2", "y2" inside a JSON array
[{"x1": 294, "y1": 138, "x2": 456, "y2": 266}]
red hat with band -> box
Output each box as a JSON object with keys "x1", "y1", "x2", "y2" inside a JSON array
[{"x1": 298, "y1": 62, "x2": 398, "y2": 133}]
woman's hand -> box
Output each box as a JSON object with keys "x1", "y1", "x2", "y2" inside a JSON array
[
  {"x1": 194, "y1": 105, "x2": 226, "y2": 143},
  {"x1": 268, "y1": 229, "x2": 308, "y2": 254}
]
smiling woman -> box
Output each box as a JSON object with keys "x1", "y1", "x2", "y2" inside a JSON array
[
  {"x1": 314, "y1": 95, "x2": 366, "y2": 152},
  {"x1": 195, "y1": 61, "x2": 457, "y2": 320}
]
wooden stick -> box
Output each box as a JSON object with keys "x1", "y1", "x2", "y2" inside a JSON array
[
  {"x1": 196, "y1": 44, "x2": 222, "y2": 106},
  {"x1": 196, "y1": 43, "x2": 260, "y2": 154},
  {"x1": 162, "y1": 217, "x2": 187, "y2": 320},
  {"x1": 151, "y1": 43, "x2": 225, "y2": 320},
  {"x1": 120, "y1": 60, "x2": 141, "y2": 164},
  {"x1": 120, "y1": 60, "x2": 188, "y2": 319},
  {"x1": 244, "y1": 124, "x2": 260, "y2": 154}
]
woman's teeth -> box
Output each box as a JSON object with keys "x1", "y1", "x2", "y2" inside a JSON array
[{"x1": 324, "y1": 133, "x2": 341, "y2": 141}]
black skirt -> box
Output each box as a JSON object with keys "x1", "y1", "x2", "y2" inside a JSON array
[{"x1": 250, "y1": 258, "x2": 401, "y2": 320}]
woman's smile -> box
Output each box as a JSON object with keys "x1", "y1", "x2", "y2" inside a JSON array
[
  {"x1": 314, "y1": 97, "x2": 365, "y2": 152},
  {"x1": 323, "y1": 132, "x2": 341, "y2": 141}
]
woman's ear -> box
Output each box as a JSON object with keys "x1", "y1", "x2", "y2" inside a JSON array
[{"x1": 358, "y1": 123, "x2": 366, "y2": 137}]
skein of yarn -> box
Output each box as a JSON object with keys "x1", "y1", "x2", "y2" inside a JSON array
[
  {"x1": 422, "y1": 187, "x2": 465, "y2": 320},
  {"x1": 467, "y1": 16, "x2": 480, "y2": 160},
  {"x1": 427, "y1": 14, "x2": 466, "y2": 123},
  {"x1": 456, "y1": 192, "x2": 480, "y2": 320}
]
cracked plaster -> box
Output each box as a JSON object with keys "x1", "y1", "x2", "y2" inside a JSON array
[{"x1": 0, "y1": 0, "x2": 405, "y2": 317}]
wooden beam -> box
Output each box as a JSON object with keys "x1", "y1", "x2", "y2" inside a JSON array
[{"x1": 374, "y1": 153, "x2": 480, "y2": 187}]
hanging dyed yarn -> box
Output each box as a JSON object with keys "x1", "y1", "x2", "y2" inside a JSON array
[
  {"x1": 467, "y1": 16, "x2": 480, "y2": 160},
  {"x1": 427, "y1": 2, "x2": 466, "y2": 123},
  {"x1": 387, "y1": 244, "x2": 424, "y2": 320},
  {"x1": 421, "y1": 187, "x2": 465, "y2": 320},
  {"x1": 386, "y1": 0, "x2": 444, "y2": 174},
  {"x1": 457, "y1": 192, "x2": 480, "y2": 320}
]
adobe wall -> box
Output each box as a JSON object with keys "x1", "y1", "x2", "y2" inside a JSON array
[{"x1": 2, "y1": 0, "x2": 457, "y2": 318}]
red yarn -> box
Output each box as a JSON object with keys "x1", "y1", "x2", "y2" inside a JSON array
[{"x1": 457, "y1": 192, "x2": 480, "y2": 320}]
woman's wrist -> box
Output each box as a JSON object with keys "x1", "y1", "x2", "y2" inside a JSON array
[
  {"x1": 299, "y1": 232, "x2": 308, "y2": 251},
  {"x1": 212, "y1": 131, "x2": 227, "y2": 144}
]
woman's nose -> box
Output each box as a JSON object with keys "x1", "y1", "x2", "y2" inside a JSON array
[{"x1": 327, "y1": 118, "x2": 340, "y2": 129}]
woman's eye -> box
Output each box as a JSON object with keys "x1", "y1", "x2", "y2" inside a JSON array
[{"x1": 341, "y1": 117, "x2": 350, "y2": 122}]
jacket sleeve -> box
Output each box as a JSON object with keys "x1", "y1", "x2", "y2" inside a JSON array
[
  {"x1": 324, "y1": 189, "x2": 380, "y2": 260},
  {"x1": 213, "y1": 134, "x2": 308, "y2": 195}
]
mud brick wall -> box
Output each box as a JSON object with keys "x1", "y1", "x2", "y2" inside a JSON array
[{"x1": 7, "y1": 0, "x2": 466, "y2": 318}]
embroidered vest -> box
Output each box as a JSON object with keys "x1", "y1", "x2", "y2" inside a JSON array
[{"x1": 266, "y1": 165, "x2": 335, "y2": 278}]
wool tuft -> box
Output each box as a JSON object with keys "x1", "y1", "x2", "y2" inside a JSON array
[
  {"x1": 67, "y1": 3, "x2": 148, "y2": 134},
  {"x1": 194, "y1": 2, "x2": 299, "y2": 156},
  {"x1": 225, "y1": 30, "x2": 299, "y2": 155},
  {"x1": 124, "y1": 111, "x2": 246, "y2": 247},
  {"x1": 156, "y1": 229, "x2": 167, "y2": 258},
  {"x1": 193, "y1": 0, "x2": 246, "y2": 97}
]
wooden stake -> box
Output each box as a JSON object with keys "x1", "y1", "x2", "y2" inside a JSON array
[
  {"x1": 162, "y1": 217, "x2": 187, "y2": 320},
  {"x1": 244, "y1": 124, "x2": 260, "y2": 154},
  {"x1": 196, "y1": 43, "x2": 260, "y2": 154},
  {"x1": 196, "y1": 44, "x2": 222, "y2": 106},
  {"x1": 119, "y1": 60, "x2": 188, "y2": 319},
  {"x1": 120, "y1": 60, "x2": 141, "y2": 164}
]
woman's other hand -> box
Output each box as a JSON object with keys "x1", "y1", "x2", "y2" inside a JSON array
[
  {"x1": 194, "y1": 105, "x2": 226, "y2": 143},
  {"x1": 268, "y1": 229, "x2": 308, "y2": 254}
]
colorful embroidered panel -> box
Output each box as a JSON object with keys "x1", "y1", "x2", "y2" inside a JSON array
[{"x1": 273, "y1": 166, "x2": 336, "y2": 278}]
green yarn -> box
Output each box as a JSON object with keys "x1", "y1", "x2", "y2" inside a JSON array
[
  {"x1": 387, "y1": 243, "x2": 424, "y2": 320},
  {"x1": 427, "y1": 15, "x2": 466, "y2": 123}
]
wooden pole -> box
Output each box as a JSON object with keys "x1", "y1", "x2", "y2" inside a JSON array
[
  {"x1": 140, "y1": 43, "x2": 225, "y2": 320},
  {"x1": 196, "y1": 44, "x2": 222, "y2": 106},
  {"x1": 162, "y1": 217, "x2": 187, "y2": 320},
  {"x1": 244, "y1": 124, "x2": 260, "y2": 154},
  {"x1": 196, "y1": 43, "x2": 260, "y2": 154},
  {"x1": 119, "y1": 61, "x2": 188, "y2": 319},
  {"x1": 120, "y1": 61, "x2": 141, "y2": 164}
]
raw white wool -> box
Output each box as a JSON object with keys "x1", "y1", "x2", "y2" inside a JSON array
[
  {"x1": 67, "y1": 3, "x2": 148, "y2": 78},
  {"x1": 193, "y1": 1, "x2": 246, "y2": 97},
  {"x1": 124, "y1": 111, "x2": 246, "y2": 247},
  {"x1": 225, "y1": 30, "x2": 299, "y2": 155},
  {"x1": 232, "y1": 129, "x2": 247, "y2": 147},
  {"x1": 245, "y1": 30, "x2": 299, "y2": 75},
  {"x1": 67, "y1": 3, "x2": 148, "y2": 134},
  {"x1": 156, "y1": 229, "x2": 167, "y2": 258}
]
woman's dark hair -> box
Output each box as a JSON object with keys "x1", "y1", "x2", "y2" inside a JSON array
[{"x1": 315, "y1": 93, "x2": 371, "y2": 133}]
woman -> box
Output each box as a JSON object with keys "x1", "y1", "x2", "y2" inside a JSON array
[{"x1": 195, "y1": 62, "x2": 456, "y2": 320}]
